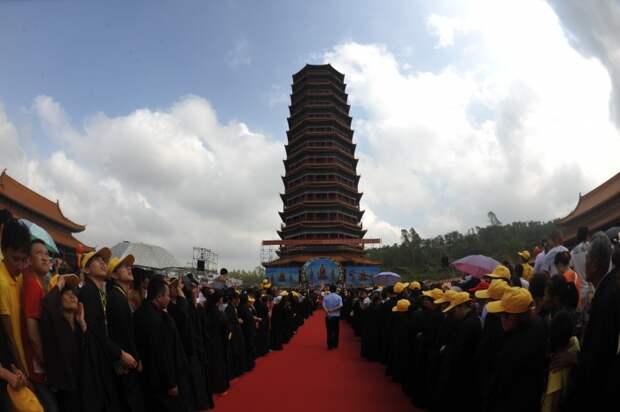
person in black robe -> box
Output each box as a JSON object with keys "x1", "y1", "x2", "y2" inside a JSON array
[
  {"x1": 167, "y1": 277, "x2": 199, "y2": 411},
  {"x1": 388, "y1": 299, "x2": 415, "y2": 384},
  {"x1": 433, "y1": 293, "x2": 482, "y2": 412},
  {"x1": 134, "y1": 277, "x2": 190, "y2": 412},
  {"x1": 551, "y1": 232, "x2": 620, "y2": 412},
  {"x1": 361, "y1": 293, "x2": 382, "y2": 361},
  {"x1": 79, "y1": 248, "x2": 133, "y2": 412},
  {"x1": 202, "y1": 290, "x2": 230, "y2": 395},
  {"x1": 106, "y1": 255, "x2": 146, "y2": 412},
  {"x1": 238, "y1": 295, "x2": 257, "y2": 372},
  {"x1": 379, "y1": 286, "x2": 397, "y2": 364},
  {"x1": 181, "y1": 276, "x2": 214, "y2": 411},
  {"x1": 270, "y1": 294, "x2": 286, "y2": 351},
  {"x1": 253, "y1": 293, "x2": 270, "y2": 357},
  {"x1": 401, "y1": 300, "x2": 424, "y2": 399},
  {"x1": 484, "y1": 287, "x2": 547, "y2": 412},
  {"x1": 41, "y1": 281, "x2": 87, "y2": 412},
  {"x1": 224, "y1": 290, "x2": 247, "y2": 378},
  {"x1": 411, "y1": 289, "x2": 444, "y2": 409}
]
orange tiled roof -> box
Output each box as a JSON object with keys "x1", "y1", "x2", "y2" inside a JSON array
[
  {"x1": 0, "y1": 170, "x2": 85, "y2": 232},
  {"x1": 557, "y1": 170, "x2": 620, "y2": 224}
]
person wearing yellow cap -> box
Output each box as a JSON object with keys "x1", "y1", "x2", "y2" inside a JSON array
[
  {"x1": 78, "y1": 247, "x2": 136, "y2": 411},
  {"x1": 104, "y1": 254, "x2": 146, "y2": 412},
  {"x1": 484, "y1": 287, "x2": 547, "y2": 412},
  {"x1": 386, "y1": 299, "x2": 413, "y2": 384},
  {"x1": 517, "y1": 250, "x2": 534, "y2": 281},
  {"x1": 410, "y1": 288, "x2": 446, "y2": 408},
  {"x1": 434, "y1": 291, "x2": 481, "y2": 411}
]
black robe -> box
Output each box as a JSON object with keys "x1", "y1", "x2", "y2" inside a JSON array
[
  {"x1": 134, "y1": 301, "x2": 190, "y2": 412},
  {"x1": 78, "y1": 279, "x2": 122, "y2": 412},
  {"x1": 106, "y1": 281, "x2": 145, "y2": 412},
  {"x1": 402, "y1": 309, "x2": 424, "y2": 398},
  {"x1": 565, "y1": 268, "x2": 620, "y2": 412},
  {"x1": 238, "y1": 304, "x2": 257, "y2": 371},
  {"x1": 484, "y1": 316, "x2": 547, "y2": 412},
  {"x1": 411, "y1": 307, "x2": 443, "y2": 408},
  {"x1": 254, "y1": 298, "x2": 270, "y2": 357},
  {"x1": 361, "y1": 301, "x2": 382, "y2": 361},
  {"x1": 475, "y1": 312, "x2": 504, "y2": 402},
  {"x1": 387, "y1": 310, "x2": 416, "y2": 383},
  {"x1": 270, "y1": 301, "x2": 285, "y2": 351},
  {"x1": 433, "y1": 310, "x2": 482, "y2": 411},
  {"x1": 224, "y1": 303, "x2": 247, "y2": 378},
  {"x1": 202, "y1": 305, "x2": 230, "y2": 394}
]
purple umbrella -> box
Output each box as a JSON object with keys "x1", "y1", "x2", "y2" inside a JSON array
[
  {"x1": 451, "y1": 255, "x2": 501, "y2": 278},
  {"x1": 373, "y1": 272, "x2": 401, "y2": 286}
]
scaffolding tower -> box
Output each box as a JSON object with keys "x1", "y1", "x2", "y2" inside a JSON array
[{"x1": 192, "y1": 247, "x2": 218, "y2": 278}]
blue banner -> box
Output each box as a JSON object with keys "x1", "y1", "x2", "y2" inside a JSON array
[
  {"x1": 302, "y1": 257, "x2": 342, "y2": 287},
  {"x1": 265, "y1": 267, "x2": 300, "y2": 288},
  {"x1": 345, "y1": 265, "x2": 379, "y2": 287}
]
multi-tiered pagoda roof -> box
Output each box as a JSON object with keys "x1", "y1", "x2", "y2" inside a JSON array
[{"x1": 265, "y1": 64, "x2": 380, "y2": 266}]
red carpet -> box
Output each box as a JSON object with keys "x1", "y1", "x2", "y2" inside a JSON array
[{"x1": 214, "y1": 312, "x2": 422, "y2": 412}]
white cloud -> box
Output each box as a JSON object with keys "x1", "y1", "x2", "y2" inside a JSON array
[
  {"x1": 324, "y1": 0, "x2": 620, "y2": 238},
  {"x1": 1, "y1": 96, "x2": 284, "y2": 268}
]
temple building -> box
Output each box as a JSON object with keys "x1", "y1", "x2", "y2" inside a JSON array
[
  {"x1": 0, "y1": 169, "x2": 90, "y2": 269},
  {"x1": 263, "y1": 64, "x2": 381, "y2": 287},
  {"x1": 557, "y1": 170, "x2": 620, "y2": 241}
]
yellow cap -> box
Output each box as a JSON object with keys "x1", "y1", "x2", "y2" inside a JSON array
[
  {"x1": 442, "y1": 292, "x2": 472, "y2": 313},
  {"x1": 248, "y1": 296, "x2": 256, "y2": 303},
  {"x1": 434, "y1": 289, "x2": 457, "y2": 304},
  {"x1": 80, "y1": 247, "x2": 112, "y2": 271},
  {"x1": 392, "y1": 299, "x2": 411, "y2": 312},
  {"x1": 7, "y1": 385, "x2": 43, "y2": 412},
  {"x1": 49, "y1": 274, "x2": 80, "y2": 290},
  {"x1": 393, "y1": 282, "x2": 407, "y2": 294},
  {"x1": 518, "y1": 250, "x2": 531, "y2": 261},
  {"x1": 408, "y1": 281, "x2": 421, "y2": 290},
  {"x1": 107, "y1": 254, "x2": 135, "y2": 276},
  {"x1": 475, "y1": 279, "x2": 511, "y2": 300},
  {"x1": 422, "y1": 288, "x2": 444, "y2": 301},
  {"x1": 279, "y1": 290, "x2": 289, "y2": 297},
  {"x1": 486, "y1": 287, "x2": 533, "y2": 314},
  {"x1": 485, "y1": 265, "x2": 511, "y2": 280}
]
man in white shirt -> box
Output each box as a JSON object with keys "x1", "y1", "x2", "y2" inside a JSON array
[
  {"x1": 322, "y1": 285, "x2": 343, "y2": 350},
  {"x1": 542, "y1": 230, "x2": 568, "y2": 276},
  {"x1": 533, "y1": 241, "x2": 548, "y2": 274}
]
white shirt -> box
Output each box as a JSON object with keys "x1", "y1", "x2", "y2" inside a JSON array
[
  {"x1": 542, "y1": 245, "x2": 569, "y2": 276},
  {"x1": 533, "y1": 251, "x2": 546, "y2": 274},
  {"x1": 570, "y1": 241, "x2": 590, "y2": 297}
]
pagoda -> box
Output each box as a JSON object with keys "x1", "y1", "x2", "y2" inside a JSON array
[{"x1": 263, "y1": 64, "x2": 381, "y2": 287}]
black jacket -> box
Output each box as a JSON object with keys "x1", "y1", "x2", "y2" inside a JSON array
[
  {"x1": 485, "y1": 316, "x2": 547, "y2": 412},
  {"x1": 567, "y1": 268, "x2": 620, "y2": 411}
]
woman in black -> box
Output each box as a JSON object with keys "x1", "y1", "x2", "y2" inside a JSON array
[
  {"x1": 202, "y1": 291, "x2": 230, "y2": 395},
  {"x1": 253, "y1": 293, "x2": 270, "y2": 357},
  {"x1": 238, "y1": 294, "x2": 257, "y2": 372}
]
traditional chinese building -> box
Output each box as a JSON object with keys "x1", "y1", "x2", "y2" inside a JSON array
[
  {"x1": 557, "y1": 170, "x2": 620, "y2": 241},
  {"x1": 0, "y1": 169, "x2": 91, "y2": 269},
  {"x1": 263, "y1": 64, "x2": 381, "y2": 287}
]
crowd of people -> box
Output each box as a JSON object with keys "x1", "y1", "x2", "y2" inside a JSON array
[
  {"x1": 0, "y1": 210, "x2": 318, "y2": 412},
  {"x1": 340, "y1": 227, "x2": 620, "y2": 412}
]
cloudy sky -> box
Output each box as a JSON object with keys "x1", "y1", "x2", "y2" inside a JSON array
[{"x1": 1, "y1": 0, "x2": 619, "y2": 269}]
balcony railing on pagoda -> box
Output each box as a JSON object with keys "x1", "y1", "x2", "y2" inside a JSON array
[
  {"x1": 288, "y1": 127, "x2": 354, "y2": 144},
  {"x1": 289, "y1": 100, "x2": 351, "y2": 119},
  {"x1": 291, "y1": 88, "x2": 349, "y2": 106},
  {"x1": 287, "y1": 145, "x2": 355, "y2": 163}
]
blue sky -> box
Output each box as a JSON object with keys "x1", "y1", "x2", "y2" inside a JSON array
[
  {"x1": 1, "y1": 0, "x2": 619, "y2": 268},
  {"x1": 2, "y1": 0, "x2": 443, "y2": 142}
]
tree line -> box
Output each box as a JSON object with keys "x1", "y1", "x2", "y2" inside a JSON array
[{"x1": 367, "y1": 220, "x2": 557, "y2": 281}]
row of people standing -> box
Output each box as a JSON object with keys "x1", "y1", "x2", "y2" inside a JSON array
[
  {"x1": 0, "y1": 210, "x2": 317, "y2": 412},
  {"x1": 345, "y1": 229, "x2": 619, "y2": 412}
]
